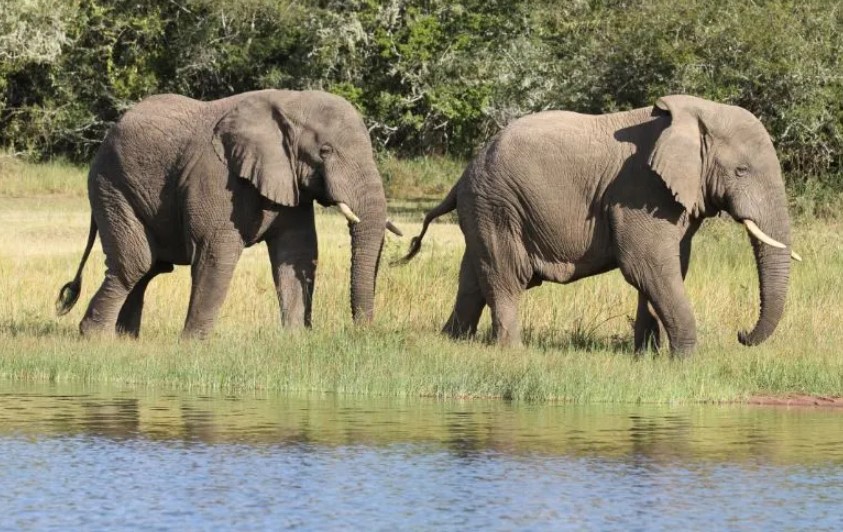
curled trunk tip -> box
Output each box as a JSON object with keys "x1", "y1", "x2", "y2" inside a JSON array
[{"x1": 738, "y1": 237, "x2": 790, "y2": 347}]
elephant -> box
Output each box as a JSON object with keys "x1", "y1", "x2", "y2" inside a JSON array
[
  {"x1": 57, "y1": 89, "x2": 401, "y2": 338},
  {"x1": 400, "y1": 95, "x2": 801, "y2": 356}
]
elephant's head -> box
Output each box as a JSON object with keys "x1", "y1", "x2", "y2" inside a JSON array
[
  {"x1": 649, "y1": 95, "x2": 798, "y2": 346},
  {"x1": 213, "y1": 89, "x2": 396, "y2": 323}
]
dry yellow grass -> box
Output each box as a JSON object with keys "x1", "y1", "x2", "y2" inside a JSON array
[{"x1": 1, "y1": 156, "x2": 842, "y2": 401}]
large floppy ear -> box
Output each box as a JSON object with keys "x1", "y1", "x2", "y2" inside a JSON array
[
  {"x1": 648, "y1": 95, "x2": 705, "y2": 215},
  {"x1": 212, "y1": 93, "x2": 299, "y2": 207}
]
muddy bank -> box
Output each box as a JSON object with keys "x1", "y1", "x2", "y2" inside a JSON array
[{"x1": 747, "y1": 395, "x2": 843, "y2": 407}]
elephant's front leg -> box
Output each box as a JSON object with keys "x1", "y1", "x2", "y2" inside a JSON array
[
  {"x1": 625, "y1": 259, "x2": 696, "y2": 356},
  {"x1": 633, "y1": 221, "x2": 700, "y2": 354},
  {"x1": 616, "y1": 217, "x2": 696, "y2": 357},
  {"x1": 267, "y1": 205, "x2": 317, "y2": 329},
  {"x1": 183, "y1": 230, "x2": 244, "y2": 339}
]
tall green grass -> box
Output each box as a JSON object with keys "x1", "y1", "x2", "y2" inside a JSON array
[
  {"x1": 0, "y1": 155, "x2": 88, "y2": 197},
  {"x1": 1, "y1": 156, "x2": 841, "y2": 401}
]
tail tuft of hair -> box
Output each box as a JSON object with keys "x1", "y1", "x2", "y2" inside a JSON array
[
  {"x1": 391, "y1": 236, "x2": 423, "y2": 266},
  {"x1": 56, "y1": 279, "x2": 81, "y2": 316},
  {"x1": 389, "y1": 182, "x2": 458, "y2": 267}
]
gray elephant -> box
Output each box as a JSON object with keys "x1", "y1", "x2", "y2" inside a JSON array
[
  {"x1": 57, "y1": 89, "x2": 401, "y2": 338},
  {"x1": 401, "y1": 95, "x2": 800, "y2": 356}
]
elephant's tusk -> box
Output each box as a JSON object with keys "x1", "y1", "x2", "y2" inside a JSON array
[
  {"x1": 791, "y1": 250, "x2": 803, "y2": 262},
  {"x1": 386, "y1": 219, "x2": 403, "y2": 237},
  {"x1": 743, "y1": 220, "x2": 786, "y2": 249},
  {"x1": 337, "y1": 202, "x2": 361, "y2": 224}
]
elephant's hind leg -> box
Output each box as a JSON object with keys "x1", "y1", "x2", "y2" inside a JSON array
[
  {"x1": 80, "y1": 276, "x2": 135, "y2": 336},
  {"x1": 116, "y1": 262, "x2": 174, "y2": 337},
  {"x1": 443, "y1": 252, "x2": 486, "y2": 339},
  {"x1": 634, "y1": 291, "x2": 661, "y2": 353},
  {"x1": 487, "y1": 290, "x2": 523, "y2": 348},
  {"x1": 80, "y1": 189, "x2": 155, "y2": 337},
  {"x1": 182, "y1": 230, "x2": 244, "y2": 339},
  {"x1": 478, "y1": 254, "x2": 529, "y2": 348}
]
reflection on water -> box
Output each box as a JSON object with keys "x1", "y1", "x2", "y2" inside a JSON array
[{"x1": 1, "y1": 383, "x2": 842, "y2": 529}]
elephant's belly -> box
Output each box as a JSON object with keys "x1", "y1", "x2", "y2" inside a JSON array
[
  {"x1": 531, "y1": 256, "x2": 617, "y2": 285},
  {"x1": 147, "y1": 242, "x2": 190, "y2": 266},
  {"x1": 146, "y1": 225, "x2": 191, "y2": 265}
]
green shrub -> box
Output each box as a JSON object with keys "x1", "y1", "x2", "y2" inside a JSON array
[{"x1": 0, "y1": 0, "x2": 840, "y2": 192}]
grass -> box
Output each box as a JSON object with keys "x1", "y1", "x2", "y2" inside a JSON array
[
  {"x1": 1, "y1": 154, "x2": 842, "y2": 402},
  {"x1": 0, "y1": 154, "x2": 88, "y2": 197}
]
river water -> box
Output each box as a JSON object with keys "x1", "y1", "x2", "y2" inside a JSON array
[{"x1": 1, "y1": 383, "x2": 841, "y2": 530}]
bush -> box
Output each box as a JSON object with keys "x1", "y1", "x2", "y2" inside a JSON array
[{"x1": 0, "y1": 0, "x2": 840, "y2": 189}]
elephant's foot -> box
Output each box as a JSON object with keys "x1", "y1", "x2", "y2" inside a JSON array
[
  {"x1": 442, "y1": 314, "x2": 478, "y2": 340},
  {"x1": 669, "y1": 342, "x2": 695, "y2": 359},
  {"x1": 489, "y1": 294, "x2": 522, "y2": 348},
  {"x1": 633, "y1": 293, "x2": 663, "y2": 354},
  {"x1": 664, "y1": 322, "x2": 697, "y2": 359},
  {"x1": 180, "y1": 322, "x2": 214, "y2": 341},
  {"x1": 496, "y1": 336, "x2": 522, "y2": 349},
  {"x1": 78, "y1": 273, "x2": 139, "y2": 337},
  {"x1": 491, "y1": 316, "x2": 522, "y2": 348},
  {"x1": 279, "y1": 295, "x2": 312, "y2": 330},
  {"x1": 634, "y1": 324, "x2": 661, "y2": 354},
  {"x1": 116, "y1": 305, "x2": 143, "y2": 338},
  {"x1": 79, "y1": 315, "x2": 116, "y2": 338},
  {"x1": 115, "y1": 325, "x2": 141, "y2": 339}
]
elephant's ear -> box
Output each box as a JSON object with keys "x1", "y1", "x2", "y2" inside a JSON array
[
  {"x1": 212, "y1": 94, "x2": 299, "y2": 207},
  {"x1": 648, "y1": 95, "x2": 704, "y2": 215}
]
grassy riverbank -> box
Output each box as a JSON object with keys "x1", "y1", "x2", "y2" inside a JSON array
[{"x1": 1, "y1": 155, "x2": 842, "y2": 402}]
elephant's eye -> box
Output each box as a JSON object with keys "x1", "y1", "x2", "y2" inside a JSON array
[
  {"x1": 735, "y1": 165, "x2": 749, "y2": 177},
  {"x1": 319, "y1": 144, "x2": 334, "y2": 158}
]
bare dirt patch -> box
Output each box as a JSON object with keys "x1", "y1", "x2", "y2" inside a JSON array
[{"x1": 747, "y1": 395, "x2": 843, "y2": 408}]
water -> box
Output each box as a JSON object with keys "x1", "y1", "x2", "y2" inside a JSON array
[{"x1": 1, "y1": 384, "x2": 842, "y2": 530}]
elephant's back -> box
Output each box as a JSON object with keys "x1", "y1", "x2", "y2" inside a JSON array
[
  {"x1": 461, "y1": 110, "x2": 618, "y2": 270},
  {"x1": 115, "y1": 94, "x2": 207, "y2": 148},
  {"x1": 471, "y1": 110, "x2": 611, "y2": 197},
  {"x1": 98, "y1": 94, "x2": 209, "y2": 195}
]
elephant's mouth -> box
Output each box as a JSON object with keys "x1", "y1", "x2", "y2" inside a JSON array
[
  {"x1": 334, "y1": 202, "x2": 361, "y2": 223},
  {"x1": 741, "y1": 219, "x2": 802, "y2": 261},
  {"x1": 326, "y1": 201, "x2": 402, "y2": 236}
]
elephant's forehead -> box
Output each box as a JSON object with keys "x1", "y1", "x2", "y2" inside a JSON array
[
  {"x1": 313, "y1": 103, "x2": 362, "y2": 128},
  {"x1": 718, "y1": 121, "x2": 776, "y2": 158}
]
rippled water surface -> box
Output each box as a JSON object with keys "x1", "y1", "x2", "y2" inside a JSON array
[{"x1": 1, "y1": 383, "x2": 842, "y2": 529}]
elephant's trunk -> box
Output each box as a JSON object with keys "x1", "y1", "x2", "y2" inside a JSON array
[
  {"x1": 348, "y1": 177, "x2": 387, "y2": 324},
  {"x1": 738, "y1": 211, "x2": 791, "y2": 346}
]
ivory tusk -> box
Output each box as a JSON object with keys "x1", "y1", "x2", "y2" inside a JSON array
[
  {"x1": 336, "y1": 202, "x2": 361, "y2": 224},
  {"x1": 743, "y1": 220, "x2": 786, "y2": 249},
  {"x1": 386, "y1": 219, "x2": 403, "y2": 237},
  {"x1": 791, "y1": 250, "x2": 802, "y2": 262}
]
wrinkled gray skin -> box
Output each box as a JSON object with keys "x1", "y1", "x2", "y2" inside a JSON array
[
  {"x1": 58, "y1": 89, "x2": 389, "y2": 338},
  {"x1": 403, "y1": 96, "x2": 794, "y2": 356}
]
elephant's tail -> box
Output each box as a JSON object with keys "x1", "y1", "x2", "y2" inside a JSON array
[
  {"x1": 56, "y1": 214, "x2": 97, "y2": 316},
  {"x1": 393, "y1": 185, "x2": 458, "y2": 265}
]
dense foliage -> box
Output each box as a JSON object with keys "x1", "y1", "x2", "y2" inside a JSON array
[{"x1": 1, "y1": 0, "x2": 840, "y2": 187}]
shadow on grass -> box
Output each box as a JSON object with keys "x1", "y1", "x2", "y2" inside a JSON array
[
  {"x1": 457, "y1": 322, "x2": 636, "y2": 354},
  {"x1": 0, "y1": 318, "x2": 75, "y2": 338},
  {"x1": 519, "y1": 310, "x2": 638, "y2": 354},
  {"x1": 522, "y1": 327, "x2": 635, "y2": 354}
]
